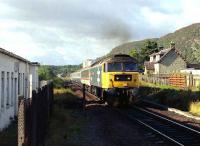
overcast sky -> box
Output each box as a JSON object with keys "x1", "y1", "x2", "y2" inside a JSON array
[{"x1": 0, "y1": 0, "x2": 200, "y2": 65}]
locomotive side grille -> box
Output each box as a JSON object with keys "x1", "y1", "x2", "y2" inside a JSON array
[{"x1": 114, "y1": 75, "x2": 132, "y2": 81}]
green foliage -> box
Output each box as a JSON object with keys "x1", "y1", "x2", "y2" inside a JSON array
[
  {"x1": 129, "y1": 40, "x2": 158, "y2": 64},
  {"x1": 38, "y1": 65, "x2": 81, "y2": 88},
  {"x1": 38, "y1": 66, "x2": 55, "y2": 80},
  {"x1": 38, "y1": 65, "x2": 81, "y2": 80},
  {"x1": 129, "y1": 48, "x2": 139, "y2": 59},
  {"x1": 192, "y1": 42, "x2": 200, "y2": 63},
  {"x1": 197, "y1": 83, "x2": 200, "y2": 91},
  {"x1": 53, "y1": 77, "x2": 65, "y2": 88},
  {"x1": 139, "y1": 86, "x2": 195, "y2": 111},
  {"x1": 140, "y1": 40, "x2": 158, "y2": 61},
  {"x1": 45, "y1": 88, "x2": 85, "y2": 145}
]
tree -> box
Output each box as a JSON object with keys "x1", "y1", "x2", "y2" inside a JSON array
[
  {"x1": 129, "y1": 40, "x2": 158, "y2": 64},
  {"x1": 129, "y1": 48, "x2": 139, "y2": 60},
  {"x1": 192, "y1": 43, "x2": 200, "y2": 63},
  {"x1": 140, "y1": 40, "x2": 158, "y2": 62}
]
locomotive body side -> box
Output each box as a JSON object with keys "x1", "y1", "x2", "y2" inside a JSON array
[{"x1": 70, "y1": 71, "x2": 81, "y2": 82}]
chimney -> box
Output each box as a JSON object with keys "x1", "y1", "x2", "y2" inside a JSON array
[{"x1": 170, "y1": 41, "x2": 175, "y2": 49}]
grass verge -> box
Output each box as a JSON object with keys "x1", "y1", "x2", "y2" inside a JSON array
[
  {"x1": 45, "y1": 88, "x2": 86, "y2": 146},
  {"x1": 140, "y1": 81, "x2": 179, "y2": 90},
  {"x1": 0, "y1": 121, "x2": 17, "y2": 146},
  {"x1": 190, "y1": 101, "x2": 200, "y2": 116},
  {"x1": 138, "y1": 84, "x2": 200, "y2": 111}
]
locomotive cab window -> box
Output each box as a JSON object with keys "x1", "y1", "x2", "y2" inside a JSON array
[
  {"x1": 123, "y1": 62, "x2": 138, "y2": 71},
  {"x1": 107, "y1": 62, "x2": 122, "y2": 72},
  {"x1": 106, "y1": 62, "x2": 138, "y2": 72}
]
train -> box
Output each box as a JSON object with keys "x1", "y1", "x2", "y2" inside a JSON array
[{"x1": 70, "y1": 54, "x2": 140, "y2": 106}]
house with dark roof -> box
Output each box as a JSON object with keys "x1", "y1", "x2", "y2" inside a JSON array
[{"x1": 144, "y1": 42, "x2": 187, "y2": 74}]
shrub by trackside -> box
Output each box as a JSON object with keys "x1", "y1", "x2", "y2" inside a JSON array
[
  {"x1": 190, "y1": 101, "x2": 200, "y2": 116},
  {"x1": 138, "y1": 86, "x2": 200, "y2": 111}
]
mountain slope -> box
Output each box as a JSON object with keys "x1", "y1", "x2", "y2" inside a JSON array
[{"x1": 109, "y1": 23, "x2": 200, "y2": 63}]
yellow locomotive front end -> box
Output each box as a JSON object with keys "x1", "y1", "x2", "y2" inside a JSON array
[
  {"x1": 102, "y1": 62, "x2": 139, "y2": 89},
  {"x1": 101, "y1": 57, "x2": 140, "y2": 105}
]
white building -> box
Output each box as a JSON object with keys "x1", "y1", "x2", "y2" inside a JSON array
[
  {"x1": 0, "y1": 47, "x2": 39, "y2": 130},
  {"x1": 144, "y1": 43, "x2": 187, "y2": 74}
]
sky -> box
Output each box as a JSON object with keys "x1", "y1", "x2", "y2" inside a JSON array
[{"x1": 0, "y1": 0, "x2": 200, "y2": 65}]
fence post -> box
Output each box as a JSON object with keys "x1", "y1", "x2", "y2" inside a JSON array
[
  {"x1": 18, "y1": 82, "x2": 54, "y2": 146},
  {"x1": 31, "y1": 90, "x2": 37, "y2": 146},
  {"x1": 82, "y1": 84, "x2": 86, "y2": 109},
  {"x1": 18, "y1": 100, "x2": 25, "y2": 146},
  {"x1": 189, "y1": 72, "x2": 193, "y2": 88}
]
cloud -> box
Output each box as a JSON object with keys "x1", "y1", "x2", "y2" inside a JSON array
[{"x1": 0, "y1": 0, "x2": 200, "y2": 65}]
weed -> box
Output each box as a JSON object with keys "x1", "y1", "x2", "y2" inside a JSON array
[
  {"x1": 190, "y1": 101, "x2": 200, "y2": 116},
  {"x1": 45, "y1": 88, "x2": 85, "y2": 146}
]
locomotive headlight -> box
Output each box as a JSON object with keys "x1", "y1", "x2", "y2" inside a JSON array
[
  {"x1": 116, "y1": 77, "x2": 119, "y2": 80},
  {"x1": 127, "y1": 77, "x2": 131, "y2": 80}
]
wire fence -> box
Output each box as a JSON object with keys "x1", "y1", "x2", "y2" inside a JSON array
[{"x1": 18, "y1": 82, "x2": 54, "y2": 146}]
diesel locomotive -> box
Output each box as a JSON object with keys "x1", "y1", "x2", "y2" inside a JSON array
[{"x1": 70, "y1": 54, "x2": 140, "y2": 105}]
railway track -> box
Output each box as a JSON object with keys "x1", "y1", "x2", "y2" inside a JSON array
[
  {"x1": 117, "y1": 106, "x2": 200, "y2": 146},
  {"x1": 70, "y1": 83, "x2": 200, "y2": 145}
]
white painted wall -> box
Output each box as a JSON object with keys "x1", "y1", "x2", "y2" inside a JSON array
[
  {"x1": 150, "y1": 56, "x2": 154, "y2": 62},
  {"x1": 155, "y1": 55, "x2": 160, "y2": 62},
  {"x1": 0, "y1": 52, "x2": 39, "y2": 131},
  {"x1": 180, "y1": 69, "x2": 200, "y2": 75},
  {"x1": 154, "y1": 63, "x2": 160, "y2": 74}
]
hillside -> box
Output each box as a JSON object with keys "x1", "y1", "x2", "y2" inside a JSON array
[{"x1": 109, "y1": 23, "x2": 200, "y2": 63}]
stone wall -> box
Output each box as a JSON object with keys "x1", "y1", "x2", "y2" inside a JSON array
[{"x1": 158, "y1": 50, "x2": 186, "y2": 74}]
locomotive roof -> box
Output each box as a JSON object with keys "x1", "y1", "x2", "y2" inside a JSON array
[{"x1": 91, "y1": 54, "x2": 137, "y2": 66}]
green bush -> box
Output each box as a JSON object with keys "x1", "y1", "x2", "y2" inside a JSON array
[
  {"x1": 197, "y1": 83, "x2": 200, "y2": 91},
  {"x1": 53, "y1": 77, "x2": 64, "y2": 88},
  {"x1": 138, "y1": 86, "x2": 194, "y2": 111}
]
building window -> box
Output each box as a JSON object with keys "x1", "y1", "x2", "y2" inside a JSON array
[
  {"x1": 25, "y1": 77, "x2": 28, "y2": 98},
  {"x1": 18, "y1": 73, "x2": 20, "y2": 95},
  {"x1": 23, "y1": 73, "x2": 24, "y2": 96},
  {"x1": 6, "y1": 72, "x2": 10, "y2": 108},
  {"x1": 1, "y1": 71, "x2": 5, "y2": 109},
  {"x1": 11, "y1": 72, "x2": 14, "y2": 106}
]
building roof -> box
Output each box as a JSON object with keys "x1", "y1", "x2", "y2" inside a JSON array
[
  {"x1": 157, "y1": 47, "x2": 186, "y2": 63},
  {"x1": 0, "y1": 47, "x2": 39, "y2": 65},
  {"x1": 150, "y1": 48, "x2": 170, "y2": 56}
]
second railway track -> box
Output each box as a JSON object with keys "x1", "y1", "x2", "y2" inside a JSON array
[{"x1": 115, "y1": 105, "x2": 200, "y2": 146}]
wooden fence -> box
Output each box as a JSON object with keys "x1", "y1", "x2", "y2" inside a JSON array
[
  {"x1": 169, "y1": 74, "x2": 186, "y2": 88},
  {"x1": 140, "y1": 74, "x2": 170, "y2": 85},
  {"x1": 18, "y1": 82, "x2": 54, "y2": 146},
  {"x1": 140, "y1": 73, "x2": 194, "y2": 89}
]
